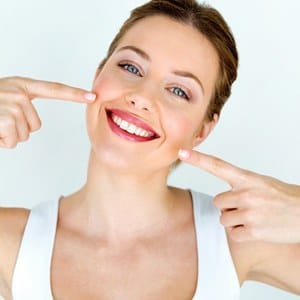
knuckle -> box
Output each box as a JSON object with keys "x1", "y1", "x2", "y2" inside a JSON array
[
  {"x1": 213, "y1": 196, "x2": 220, "y2": 207},
  {"x1": 213, "y1": 196, "x2": 224, "y2": 209},
  {"x1": 9, "y1": 104, "x2": 22, "y2": 117},
  {"x1": 3, "y1": 140, "x2": 17, "y2": 149},
  {"x1": 0, "y1": 78, "x2": 28, "y2": 102},
  {"x1": 19, "y1": 133, "x2": 30, "y2": 141},
  {"x1": 9, "y1": 143, "x2": 17, "y2": 149},
  {"x1": 30, "y1": 117, "x2": 42, "y2": 132},
  {"x1": 219, "y1": 214, "x2": 227, "y2": 225},
  {"x1": 243, "y1": 210, "x2": 257, "y2": 224},
  {"x1": 13, "y1": 92, "x2": 29, "y2": 104},
  {"x1": 36, "y1": 120, "x2": 42, "y2": 130},
  {"x1": 0, "y1": 117, "x2": 19, "y2": 147},
  {"x1": 0, "y1": 115, "x2": 15, "y2": 129}
]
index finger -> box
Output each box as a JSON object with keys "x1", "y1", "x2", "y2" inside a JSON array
[
  {"x1": 21, "y1": 77, "x2": 96, "y2": 103},
  {"x1": 178, "y1": 149, "x2": 250, "y2": 187}
]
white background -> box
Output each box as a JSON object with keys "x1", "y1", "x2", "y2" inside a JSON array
[{"x1": 0, "y1": 0, "x2": 299, "y2": 299}]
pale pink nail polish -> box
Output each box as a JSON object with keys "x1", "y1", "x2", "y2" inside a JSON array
[
  {"x1": 178, "y1": 149, "x2": 190, "y2": 159},
  {"x1": 84, "y1": 93, "x2": 96, "y2": 102}
]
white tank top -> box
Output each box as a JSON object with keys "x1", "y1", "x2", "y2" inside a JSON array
[{"x1": 11, "y1": 190, "x2": 240, "y2": 299}]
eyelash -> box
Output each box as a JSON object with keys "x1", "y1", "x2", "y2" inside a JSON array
[
  {"x1": 118, "y1": 62, "x2": 191, "y2": 101},
  {"x1": 118, "y1": 62, "x2": 142, "y2": 76},
  {"x1": 169, "y1": 87, "x2": 190, "y2": 101}
]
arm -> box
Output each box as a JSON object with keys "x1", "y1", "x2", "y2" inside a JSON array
[
  {"x1": 0, "y1": 76, "x2": 96, "y2": 296},
  {"x1": 178, "y1": 149, "x2": 300, "y2": 294},
  {"x1": 246, "y1": 241, "x2": 300, "y2": 295},
  {"x1": 0, "y1": 207, "x2": 30, "y2": 298}
]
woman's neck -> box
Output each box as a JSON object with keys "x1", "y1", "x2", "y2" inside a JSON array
[{"x1": 63, "y1": 150, "x2": 180, "y2": 244}]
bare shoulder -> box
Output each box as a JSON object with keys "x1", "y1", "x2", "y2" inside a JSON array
[{"x1": 0, "y1": 206, "x2": 30, "y2": 296}]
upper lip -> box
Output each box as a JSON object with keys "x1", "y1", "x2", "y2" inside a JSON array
[{"x1": 106, "y1": 108, "x2": 160, "y2": 138}]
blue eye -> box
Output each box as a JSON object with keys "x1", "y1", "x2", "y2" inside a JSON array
[
  {"x1": 119, "y1": 63, "x2": 141, "y2": 76},
  {"x1": 170, "y1": 87, "x2": 190, "y2": 100}
]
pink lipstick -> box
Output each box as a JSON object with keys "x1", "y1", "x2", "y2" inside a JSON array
[{"x1": 106, "y1": 109, "x2": 159, "y2": 142}]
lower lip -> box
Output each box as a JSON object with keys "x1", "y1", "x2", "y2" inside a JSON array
[{"x1": 106, "y1": 112, "x2": 156, "y2": 143}]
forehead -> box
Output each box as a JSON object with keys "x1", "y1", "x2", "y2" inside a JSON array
[{"x1": 115, "y1": 15, "x2": 219, "y2": 98}]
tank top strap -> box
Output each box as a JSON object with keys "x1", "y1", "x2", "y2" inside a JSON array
[
  {"x1": 190, "y1": 190, "x2": 240, "y2": 300},
  {"x1": 11, "y1": 197, "x2": 60, "y2": 300}
]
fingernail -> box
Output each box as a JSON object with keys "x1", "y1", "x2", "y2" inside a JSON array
[
  {"x1": 178, "y1": 149, "x2": 190, "y2": 160},
  {"x1": 84, "y1": 92, "x2": 96, "y2": 102}
]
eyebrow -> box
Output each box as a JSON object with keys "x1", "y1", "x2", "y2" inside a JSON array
[
  {"x1": 117, "y1": 45, "x2": 150, "y2": 61},
  {"x1": 173, "y1": 70, "x2": 205, "y2": 95},
  {"x1": 117, "y1": 45, "x2": 205, "y2": 94}
]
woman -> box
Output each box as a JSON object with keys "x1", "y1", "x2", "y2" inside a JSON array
[{"x1": 0, "y1": 0, "x2": 299, "y2": 299}]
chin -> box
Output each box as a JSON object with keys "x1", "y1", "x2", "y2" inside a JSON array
[{"x1": 89, "y1": 144, "x2": 175, "y2": 176}]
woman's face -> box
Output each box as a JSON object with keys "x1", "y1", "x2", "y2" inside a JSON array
[{"x1": 86, "y1": 15, "x2": 219, "y2": 171}]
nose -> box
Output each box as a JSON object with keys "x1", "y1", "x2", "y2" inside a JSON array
[
  {"x1": 127, "y1": 98, "x2": 150, "y2": 111},
  {"x1": 125, "y1": 85, "x2": 157, "y2": 112}
]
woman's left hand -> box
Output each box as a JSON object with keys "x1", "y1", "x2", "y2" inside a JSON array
[{"x1": 178, "y1": 149, "x2": 300, "y2": 244}]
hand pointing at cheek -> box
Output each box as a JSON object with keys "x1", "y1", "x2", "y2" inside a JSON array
[
  {"x1": 0, "y1": 76, "x2": 96, "y2": 149},
  {"x1": 178, "y1": 149, "x2": 300, "y2": 244}
]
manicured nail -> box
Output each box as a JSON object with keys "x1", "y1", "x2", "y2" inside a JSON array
[
  {"x1": 84, "y1": 92, "x2": 96, "y2": 102},
  {"x1": 178, "y1": 149, "x2": 190, "y2": 160}
]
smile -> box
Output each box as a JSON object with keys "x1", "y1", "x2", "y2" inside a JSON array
[
  {"x1": 106, "y1": 109, "x2": 160, "y2": 142},
  {"x1": 112, "y1": 114, "x2": 154, "y2": 137}
]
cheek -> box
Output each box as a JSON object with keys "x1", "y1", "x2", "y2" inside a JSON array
[
  {"x1": 92, "y1": 72, "x2": 123, "y2": 103},
  {"x1": 164, "y1": 112, "x2": 199, "y2": 148},
  {"x1": 85, "y1": 73, "x2": 117, "y2": 137},
  {"x1": 86, "y1": 71, "x2": 125, "y2": 127}
]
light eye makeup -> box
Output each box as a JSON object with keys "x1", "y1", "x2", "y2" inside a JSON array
[
  {"x1": 115, "y1": 54, "x2": 193, "y2": 102},
  {"x1": 118, "y1": 62, "x2": 142, "y2": 76},
  {"x1": 169, "y1": 86, "x2": 190, "y2": 101}
]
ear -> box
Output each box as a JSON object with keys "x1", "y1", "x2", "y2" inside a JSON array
[{"x1": 192, "y1": 113, "x2": 219, "y2": 147}]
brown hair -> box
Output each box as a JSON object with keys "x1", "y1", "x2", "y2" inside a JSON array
[{"x1": 98, "y1": 0, "x2": 238, "y2": 120}]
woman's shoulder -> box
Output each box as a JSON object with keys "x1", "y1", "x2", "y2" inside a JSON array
[
  {"x1": 0, "y1": 206, "x2": 30, "y2": 240},
  {"x1": 0, "y1": 206, "x2": 30, "y2": 296}
]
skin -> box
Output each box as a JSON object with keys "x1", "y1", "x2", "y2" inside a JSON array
[
  {"x1": 0, "y1": 15, "x2": 299, "y2": 299},
  {"x1": 0, "y1": 16, "x2": 220, "y2": 300},
  {"x1": 178, "y1": 152, "x2": 300, "y2": 294},
  {"x1": 83, "y1": 15, "x2": 218, "y2": 241},
  {"x1": 179, "y1": 150, "x2": 300, "y2": 244},
  {"x1": 0, "y1": 77, "x2": 96, "y2": 147}
]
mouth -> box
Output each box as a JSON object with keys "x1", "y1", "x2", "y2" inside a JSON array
[{"x1": 105, "y1": 109, "x2": 160, "y2": 142}]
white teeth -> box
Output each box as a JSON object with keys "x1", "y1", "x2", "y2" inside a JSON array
[
  {"x1": 135, "y1": 128, "x2": 143, "y2": 136},
  {"x1": 127, "y1": 124, "x2": 137, "y2": 134},
  {"x1": 112, "y1": 115, "x2": 122, "y2": 126},
  {"x1": 120, "y1": 120, "x2": 129, "y2": 130},
  {"x1": 111, "y1": 113, "x2": 154, "y2": 138},
  {"x1": 140, "y1": 129, "x2": 148, "y2": 137}
]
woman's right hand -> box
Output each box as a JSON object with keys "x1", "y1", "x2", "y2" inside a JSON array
[{"x1": 0, "y1": 76, "x2": 96, "y2": 148}]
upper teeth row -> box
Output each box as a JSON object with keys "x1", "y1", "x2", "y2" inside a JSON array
[{"x1": 112, "y1": 114, "x2": 154, "y2": 137}]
